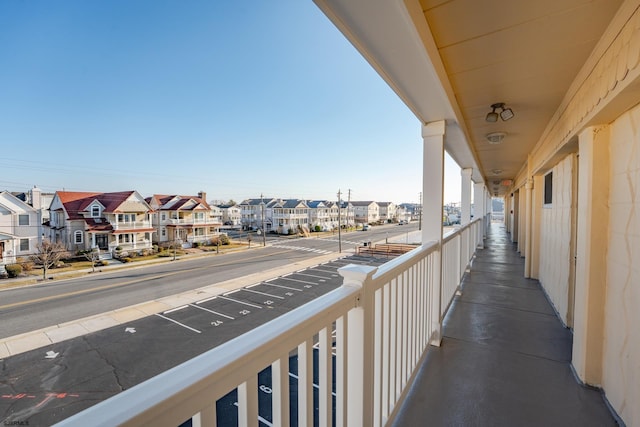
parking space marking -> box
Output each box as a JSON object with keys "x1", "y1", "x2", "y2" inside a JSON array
[
  {"x1": 288, "y1": 372, "x2": 337, "y2": 397},
  {"x1": 243, "y1": 288, "x2": 285, "y2": 299},
  {"x1": 190, "y1": 303, "x2": 235, "y2": 320},
  {"x1": 217, "y1": 295, "x2": 263, "y2": 309},
  {"x1": 154, "y1": 314, "x2": 202, "y2": 333},
  {"x1": 295, "y1": 272, "x2": 338, "y2": 280},
  {"x1": 163, "y1": 305, "x2": 189, "y2": 314},
  {"x1": 197, "y1": 295, "x2": 219, "y2": 304},
  {"x1": 262, "y1": 282, "x2": 303, "y2": 292},
  {"x1": 279, "y1": 276, "x2": 318, "y2": 286}
]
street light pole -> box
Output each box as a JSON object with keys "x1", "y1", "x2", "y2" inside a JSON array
[
  {"x1": 337, "y1": 189, "x2": 342, "y2": 253},
  {"x1": 261, "y1": 193, "x2": 266, "y2": 246}
]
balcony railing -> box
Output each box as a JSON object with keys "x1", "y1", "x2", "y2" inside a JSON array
[
  {"x1": 58, "y1": 218, "x2": 485, "y2": 427},
  {"x1": 111, "y1": 221, "x2": 152, "y2": 230},
  {"x1": 167, "y1": 218, "x2": 215, "y2": 225}
]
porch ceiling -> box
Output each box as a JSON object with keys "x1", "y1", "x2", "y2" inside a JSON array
[{"x1": 314, "y1": 0, "x2": 623, "y2": 196}]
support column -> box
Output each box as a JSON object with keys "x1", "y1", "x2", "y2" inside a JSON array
[
  {"x1": 524, "y1": 179, "x2": 533, "y2": 277},
  {"x1": 474, "y1": 182, "x2": 485, "y2": 248},
  {"x1": 461, "y1": 168, "x2": 472, "y2": 225},
  {"x1": 530, "y1": 175, "x2": 543, "y2": 279},
  {"x1": 572, "y1": 125, "x2": 609, "y2": 386},
  {"x1": 421, "y1": 120, "x2": 445, "y2": 346}
]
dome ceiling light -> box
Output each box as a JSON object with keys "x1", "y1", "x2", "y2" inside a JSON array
[{"x1": 486, "y1": 132, "x2": 507, "y2": 144}]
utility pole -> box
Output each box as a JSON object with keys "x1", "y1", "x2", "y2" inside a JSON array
[
  {"x1": 347, "y1": 189, "x2": 352, "y2": 229},
  {"x1": 260, "y1": 193, "x2": 266, "y2": 246},
  {"x1": 419, "y1": 191, "x2": 422, "y2": 230},
  {"x1": 337, "y1": 189, "x2": 342, "y2": 253}
]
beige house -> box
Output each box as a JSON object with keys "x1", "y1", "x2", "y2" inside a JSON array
[
  {"x1": 147, "y1": 192, "x2": 221, "y2": 247},
  {"x1": 47, "y1": 190, "x2": 154, "y2": 256}
]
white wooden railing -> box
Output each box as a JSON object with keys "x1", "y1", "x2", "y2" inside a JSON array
[
  {"x1": 57, "y1": 218, "x2": 483, "y2": 427},
  {"x1": 112, "y1": 221, "x2": 152, "y2": 230}
]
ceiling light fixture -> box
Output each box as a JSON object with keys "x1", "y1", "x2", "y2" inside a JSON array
[
  {"x1": 486, "y1": 131, "x2": 507, "y2": 144},
  {"x1": 492, "y1": 169, "x2": 503, "y2": 175},
  {"x1": 486, "y1": 102, "x2": 514, "y2": 122}
]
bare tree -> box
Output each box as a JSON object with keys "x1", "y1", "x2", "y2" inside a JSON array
[
  {"x1": 30, "y1": 239, "x2": 70, "y2": 280},
  {"x1": 81, "y1": 247, "x2": 100, "y2": 273}
]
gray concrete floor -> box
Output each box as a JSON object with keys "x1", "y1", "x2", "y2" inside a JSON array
[{"x1": 391, "y1": 222, "x2": 618, "y2": 427}]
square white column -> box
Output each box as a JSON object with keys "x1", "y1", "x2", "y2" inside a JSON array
[{"x1": 461, "y1": 168, "x2": 472, "y2": 225}]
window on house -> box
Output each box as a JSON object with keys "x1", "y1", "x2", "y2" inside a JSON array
[
  {"x1": 92, "y1": 206, "x2": 100, "y2": 217},
  {"x1": 161, "y1": 228, "x2": 166, "y2": 237},
  {"x1": 74, "y1": 231, "x2": 83, "y2": 244},
  {"x1": 20, "y1": 239, "x2": 29, "y2": 251},
  {"x1": 161, "y1": 213, "x2": 166, "y2": 220},
  {"x1": 18, "y1": 214, "x2": 29, "y2": 226},
  {"x1": 544, "y1": 171, "x2": 553, "y2": 205}
]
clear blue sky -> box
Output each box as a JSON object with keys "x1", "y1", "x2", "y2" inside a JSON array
[{"x1": 0, "y1": 0, "x2": 461, "y2": 205}]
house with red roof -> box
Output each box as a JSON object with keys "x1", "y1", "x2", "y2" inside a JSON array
[
  {"x1": 147, "y1": 191, "x2": 222, "y2": 247},
  {"x1": 46, "y1": 190, "x2": 154, "y2": 256}
]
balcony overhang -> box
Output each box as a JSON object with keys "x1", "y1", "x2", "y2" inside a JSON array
[{"x1": 314, "y1": 0, "x2": 482, "y2": 183}]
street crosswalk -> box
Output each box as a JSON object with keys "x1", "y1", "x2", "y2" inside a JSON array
[{"x1": 268, "y1": 244, "x2": 334, "y2": 254}]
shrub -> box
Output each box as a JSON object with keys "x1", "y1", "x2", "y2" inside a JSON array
[
  {"x1": 152, "y1": 244, "x2": 159, "y2": 253},
  {"x1": 128, "y1": 251, "x2": 138, "y2": 258},
  {"x1": 158, "y1": 252, "x2": 173, "y2": 257},
  {"x1": 97, "y1": 260, "x2": 109, "y2": 266},
  {"x1": 141, "y1": 249, "x2": 151, "y2": 257},
  {"x1": 5, "y1": 264, "x2": 22, "y2": 278},
  {"x1": 192, "y1": 241, "x2": 201, "y2": 248},
  {"x1": 120, "y1": 258, "x2": 132, "y2": 263},
  {"x1": 219, "y1": 235, "x2": 230, "y2": 245},
  {"x1": 314, "y1": 225, "x2": 322, "y2": 232},
  {"x1": 17, "y1": 257, "x2": 34, "y2": 272}
]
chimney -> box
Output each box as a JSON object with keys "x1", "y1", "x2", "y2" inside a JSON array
[
  {"x1": 198, "y1": 191, "x2": 207, "y2": 202},
  {"x1": 30, "y1": 186, "x2": 42, "y2": 210}
]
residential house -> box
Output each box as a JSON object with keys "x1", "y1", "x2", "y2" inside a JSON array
[
  {"x1": 12, "y1": 186, "x2": 54, "y2": 230},
  {"x1": 217, "y1": 204, "x2": 242, "y2": 227},
  {"x1": 147, "y1": 192, "x2": 221, "y2": 247},
  {"x1": 377, "y1": 201, "x2": 396, "y2": 223},
  {"x1": 272, "y1": 199, "x2": 310, "y2": 234},
  {"x1": 351, "y1": 200, "x2": 380, "y2": 224},
  {"x1": 307, "y1": 200, "x2": 333, "y2": 231},
  {"x1": 47, "y1": 191, "x2": 154, "y2": 256},
  {"x1": 239, "y1": 198, "x2": 277, "y2": 231},
  {"x1": 0, "y1": 191, "x2": 41, "y2": 272}
]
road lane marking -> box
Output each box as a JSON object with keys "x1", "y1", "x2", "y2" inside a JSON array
[
  {"x1": 155, "y1": 314, "x2": 201, "y2": 333},
  {"x1": 190, "y1": 304, "x2": 235, "y2": 320}
]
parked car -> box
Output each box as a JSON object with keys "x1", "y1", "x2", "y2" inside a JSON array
[{"x1": 362, "y1": 224, "x2": 370, "y2": 231}]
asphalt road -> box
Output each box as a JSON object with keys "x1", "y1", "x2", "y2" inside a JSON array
[{"x1": 0, "y1": 224, "x2": 418, "y2": 339}]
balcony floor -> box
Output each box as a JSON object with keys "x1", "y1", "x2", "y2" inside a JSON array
[{"x1": 391, "y1": 222, "x2": 618, "y2": 426}]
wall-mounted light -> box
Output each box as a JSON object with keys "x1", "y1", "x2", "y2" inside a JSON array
[{"x1": 486, "y1": 103, "x2": 514, "y2": 122}]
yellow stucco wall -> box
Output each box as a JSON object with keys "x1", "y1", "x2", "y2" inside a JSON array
[
  {"x1": 603, "y1": 103, "x2": 640, "y2": 426},
  {"x1": 538, "y1": 155, "x2": 575, "y2": 326}
]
